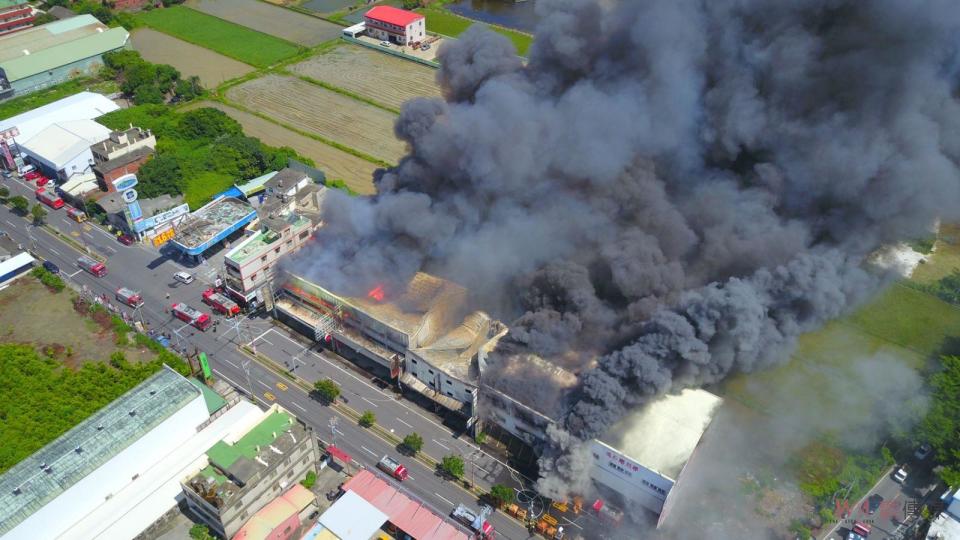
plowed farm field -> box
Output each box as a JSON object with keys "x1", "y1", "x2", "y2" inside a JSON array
[
  {"x1": 131, "y1": 29, "x2": 253, "y2": 87},
  {"x1": 183, "y1": 101, "x2": 378, "y2": 194},
  {"x1": 226, "y1": 74, "x2": 406, "y2": 164},
  {"x1": 187, "y1": 0, "x2": 342, "y2": 46},
  {"x1": 290, "y1": 43, "x2": 442, "y2": 110}
]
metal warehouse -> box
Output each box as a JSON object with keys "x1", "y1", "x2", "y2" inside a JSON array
[{"x1": 0, "y1": 15, "x2": 129, "y2": 99}]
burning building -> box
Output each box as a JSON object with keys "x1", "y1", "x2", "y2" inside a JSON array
[{"x1": 275, "y1": 272, "x2": 497, "y2": 429}]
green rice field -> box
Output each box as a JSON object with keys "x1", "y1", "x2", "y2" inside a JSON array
[{"x1": 136, "y1": 6, "x2": 302, "y2": 68}]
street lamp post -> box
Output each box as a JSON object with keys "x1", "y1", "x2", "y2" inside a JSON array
[
  {"x1": 241, "y1": 358, "x2": 254, "y2": 398},
  {"x1": 329, "y1": 416, "x2": 338, "y2": 446}
]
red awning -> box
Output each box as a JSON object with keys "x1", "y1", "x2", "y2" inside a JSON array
[
  {"x1": 327, "y1": 445, "x2": 352, "y2": 463},
  {"x1": 592, "y1": 499, "x2": 604, "y2": 512}
]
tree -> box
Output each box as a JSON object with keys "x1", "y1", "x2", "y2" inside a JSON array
[
  {"x1": 313, "y1": 378, "x2": 340, "y2": 404},
  {"x1": 359, "y1": 410, "x2": 376, "y2": 427},
  {"x1": 0, "y1": 186, "x2": 9, "y2": 200},
  {"x1": 133, "y1": 84, "x2": 165, "y2": 105},
  {"x1": 440, "y1": 454, "x2": 465, "y2": 480},
  {"x1": 175, "y1": 76, "x2": 203, "y2": 101},
  {"x1": 918, "y1": 355, "x2": 960, "y2": 484},
  {"x1": 178, "y1": 108, "x2": 242, "y2": 141},
  {"x1": 402, "y1": 433, "x2": 424, "y2": 455},
  {"x1": 189, "y1": 524, "x2": 213, "y2": 540},
  {"x1": 31, "y1": 203, "x2": 47, "y2": 224},
  {"x1": 489, "y1": 484, "x2": 513, "y2": 508},
  {"x1": 9, "y1": 195, "x2": 28, "y2": 213},
  {"x1": 137, "y1": 154, "x2": 182, "y2": 198},
  {"x1": 300, "y1": 470, "x2": 317, "y2": 489}
]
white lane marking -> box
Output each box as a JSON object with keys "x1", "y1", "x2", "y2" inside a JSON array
[
  {"x1": 432, "y1": 439, "x2": 451, "y2": 451},
  {"x1": 249, "y1": 327, "x2": 273, "y2": 346},
  {"x1": 213, "y1": 369, "x2": 268, "y2": 408},
  {"x1": 434, "y1": 492, "x2": 454, "y2": 506},
  {"x1": 48, "y1": 248, "x2": 60, "y2": 256},
  {"x1": 475, "y1": 464, "x2": 492, "y2": 475},
  {"x1": 396, "y1": 418, "x2": 413, "y2": 429},
  {"x1": 222, "y1": 358, "x2": 239, "y2": 369},
  {"x1": 362, "y1": 397, "x2": 379, "y2": 408},
  {"x1": 4, "y1": 220, "x2": 13, "y2": 227},
  {"x1": 407, "y1": 475, "x2": 415, "y2": 481},
  {"x1": 258, "y1": 338, "x2": 274, "y2": 346},
  {"x1": 360, "y1": 445, "x2": 378, "y2": 457},
  {"x1": 67, "y1": 270, "x2": 82, "y2": 277},
  {"x1": 292, "y1": 402, "x2": 307, "y2": 412},
  {"x1": 257, "y1": 380, "x2": 272, "y2": 390}
]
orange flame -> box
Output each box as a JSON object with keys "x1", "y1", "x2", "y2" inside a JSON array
[{"x1": 368, "y1": 285, "x2": 385, "y2": 302}]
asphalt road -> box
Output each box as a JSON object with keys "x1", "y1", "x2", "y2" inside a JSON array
[{"x1": 0, "y1": 176, "x2": 541, "y2": 540}]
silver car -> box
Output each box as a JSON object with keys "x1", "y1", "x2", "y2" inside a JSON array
[{"x1": 173, "y1": 271, "x2": 194, "y2": 285}]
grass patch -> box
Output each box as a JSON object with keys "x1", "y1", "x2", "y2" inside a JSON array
[
  {"x1": 416, "y1": 7, "x2": 533, "y2": 55},
  {"x1": 136, "y1": 6, "x2": 303, "y2": 68},
  {"x1": 910, "y1": 223, "x2": 960, "y2": 285},
  {"x1": 846, "y1": 283, "x2": 960, "y2": 357},
  {"x1": 183, "y1": 171, "x2": 235, "y2": 210},
  {"x1": 0, "y1": 77, "x2": 118, "y2": 120}
]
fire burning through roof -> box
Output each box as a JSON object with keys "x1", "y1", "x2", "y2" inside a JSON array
[{"x1": 367, "y1": 285, "x2": 385, "y2": 302}]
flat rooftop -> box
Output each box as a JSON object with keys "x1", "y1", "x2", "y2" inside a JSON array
[
  {"x1": 600, "y1": 388, "x2": 723, "y2": 480},
  {"x1": 226, "y1": 215, "x2": 311, "y2": 264},
  {"x1": 187, "y1": 409, "x2": 307, "y2": 508},
  {"x1": 0, "y1": 365, "x2": 200, "y2": 535},
  {"x1": 172, "y1": 197, "x2": 255, "y2": 252}
]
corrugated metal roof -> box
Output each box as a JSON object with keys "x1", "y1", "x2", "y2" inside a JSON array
[
  {"x1": 342, "y1": 470, "x2": 470, "y2": 540},
  {"x1": 0, "y1": 91, "x2": 118, "y2": 139},
  {"x1": 0, "y1": 0, "x2": 28, "y2": 9},
  {"x1": 0, "y1": 26, "x2": 128, "y2": 81},
  {"x1": 0, "y1": 15, "x2": 105, "y2": 63},
  {"x1": 20, "y1": 119, "x2": 110, "y2": 167},
  {"x1": 318, "y1": 491, "x2": 386, "y2": 540}
]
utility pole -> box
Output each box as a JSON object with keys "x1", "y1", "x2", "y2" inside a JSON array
[
  {"x1": 329, "y1": 416, "x2": 338, "y2": 446},
  {"x1": 241, "y1": 358, "x2": 254, "y2": 398}
]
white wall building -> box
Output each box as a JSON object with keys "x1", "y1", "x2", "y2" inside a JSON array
[
  {"x1": 19, "y1": 119, "x2": 111, "y2": 181},
  {"x1": 0, "y1": 365, "x2": 262, "y2": 540},
  {"x1": 363, "y1": 5, "x2": 425, "y2": 45},
  {"x1": 0, "y1": 91, "x2": 117, "y2": 143}
]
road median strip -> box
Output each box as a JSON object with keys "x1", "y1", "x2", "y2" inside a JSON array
[{"x1": 235, "y1": 344, "x2": 515, "y2": 507}]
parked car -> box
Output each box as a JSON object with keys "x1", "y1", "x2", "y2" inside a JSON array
[
  {"x1": 893, "y1": 465, "x2": 909, "y2": 483},
  {"x1": 866, "y1": 493, "x2": 883, "y2": 514},
  {"x1": 379, "y1": 40, "x2": 390, "y2": 47},
  {"x1": 173, "y1": 271, "x2": 194, "y2": 284},
  {"x1": 1, "y1": 170, "x2": 11, "y2": 179},
  {"x1": 35, "y1": 176, "x2": 50, "y2": 187},
  {"x1": 915, "y1": 443, "x2": 933, "y2": 460},
  {"x1": 117, "y1": 234, "x2": 134, "y2": 246},
  {"x1": 42, "y1": 260, "x2": 59, "y2": 274},
  {"x1": 24, "y1": 170, "x2": 40, "y2": 181},
  {"x1": 421, "y1": 43, "x2": 431, "y2": 51}
]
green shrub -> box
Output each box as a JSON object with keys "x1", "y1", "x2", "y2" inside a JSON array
[
  {"x1": 300, "y1": 470, "x2": 317, "y2": 489},
  {"x1": 31, "y1": 267, "x2": 65, "y2": 292},
  {"x1": 359, "y1": 410, "x2": 376, "y2": 427}
]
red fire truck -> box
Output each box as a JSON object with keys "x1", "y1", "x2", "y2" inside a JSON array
[
  {"x1": 171, "y1": 302, "x2": 212, "y2": 331},
  {"x1": 76, "y1": 255, "x2": 107, "y2": 277},
  {"x1": 376, "y1": 455, "x2": 409, "y2": 481},
  {"x1": 115, "y1": 287, "x2": 143, "y2": 308},
  {"x1": 35, "y1": 188, "x2": 64, "y2": 209},
  {"x1": 202, "y1": 288, "x2": 240, "y2": 317}
]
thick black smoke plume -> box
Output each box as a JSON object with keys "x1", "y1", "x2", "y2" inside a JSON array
[{"x1": 295, "y1": 0, "x2": 960, "y2": 499}]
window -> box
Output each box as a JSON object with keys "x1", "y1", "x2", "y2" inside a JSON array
[
  {"x1": 302, "y1": 456, "x2": 309, "y2": 464},
  {"x1": 299, "y1": 231, "x2": 309, "y2": 240},
  {"x1": 446, "y1": 391, "x2": 453, "y2": 397},
  {"x1": 445, "y1": 379, "x2": 452, "y2": 385},
  {"x1": 261, "y1": 255, "x2": 268, "y2": 262},
  {"x1": 428, "y1": 369, "x2": 434, "y2": 375},
  {"x1": 274, "y1": 247, "x2": 280, "y2": 254},
  {"x1": 410, "y1": 359, "x2": 417, "y2": 364}
]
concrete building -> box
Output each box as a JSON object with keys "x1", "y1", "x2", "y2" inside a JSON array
[
  {"x1": 18, "y1": 119, "x2": 111, "y2": 181},
  {"x1": 232, "y1": 484, "x2": 316, "y2": 540},
  {"x1": 363, "y1": 6, "x2": 425, "y2": 46},
  {"x1": 223, "y1": 169, "x2": 325, "y2": 306},
  {"x1": 90, "y1": 126, "x2": 156, "y2": 193},
  {"x1": 928, "y1": 488, "x2": 960, "y2": 539},
  {"x1": 276, "y1": 272, "x2": 496, "y2": 429},
  {"x1": 0, "y1": 91, "x2": 118, "y2": 143},
  {"x1": 180, "y1": 404, "x2": 321, "y2": 539},
  {"x1": 0, "y1": 15, "x2": 129, "y2": 98},
  {"x1": 0, "y1": 365, "x2": 269, "y2": 540},
  {"x1": 170, "y1": 196, "x2": 257, "y2": 261},
  {"x1": 91, "y1": 125, "x2": 155, "y2": 164},
  {"x1": 0, "y1": 1, "x2": 33, "y2": 37}
]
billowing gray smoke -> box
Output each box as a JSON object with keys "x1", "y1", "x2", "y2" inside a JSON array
[{"x1": 295, "y1": 0, "x2": 960, "y2": 501}]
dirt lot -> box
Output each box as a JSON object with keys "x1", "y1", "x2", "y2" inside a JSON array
[
  {"x1": 226, "y1": 74, "x2": 407, "y2": 163},
  {"x1": 0, "y1": 278, "x2": 153, "y2": 367},
  {"x1": 131, "y1": 29, "x2": 254, "y2": 88},
  {"x1": 183, "y1": 101, "x2": 378, "y2": 194},
  {"x1": 290, "y1": 43, "x2": 442, "y2": 110},
  {"x1": 187, "y1": 0, "x2": 342, "y2": 46}
]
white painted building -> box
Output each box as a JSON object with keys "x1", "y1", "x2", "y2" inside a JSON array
[
  {"x1": 363, "y1": 5, "x2": 425, "y2": 45},
  {"x1": 0, "y1": 91, "x2": 118, "y2": 144},
  {"x1": 0, "y1": 365, "x2": 263, "y2": 540},
  {"x1": 19, "y1": 119, "x2": 111, "y2": 181}
]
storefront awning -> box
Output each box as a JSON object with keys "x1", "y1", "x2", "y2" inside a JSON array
[{"x1": 399, "y1": 373, "x2": 468, "y2": 414}]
